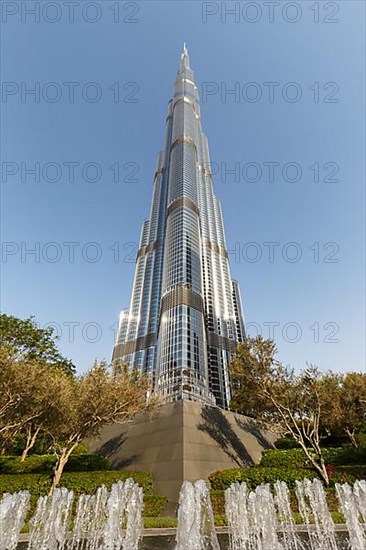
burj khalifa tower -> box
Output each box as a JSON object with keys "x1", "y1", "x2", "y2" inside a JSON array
[{"x1": 113, "y1": 45, "x2": 245, "y2": 410}]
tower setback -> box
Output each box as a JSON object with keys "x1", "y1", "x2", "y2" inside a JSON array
[{"x1": 113, "y1": 45, "x2": 245, "y2": 409}]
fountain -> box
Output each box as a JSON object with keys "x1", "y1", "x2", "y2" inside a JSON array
[
  {"x1": 223, "y1": 478, "x2": 366, "y2": 550},
  {"x1": 0, "y1": 491, "x2": 29, "y2": 550},
  {"x1": 336, "y1": 480, "x2": 366, "y2": 550},
  {"x1": 295, "y1": 478, "x2": 338, "y2": 549},
  {"x1": 0, "y1": 479, "x2": 143, "y2": 550},
  {"x1": 1, "y1": 477, "x2": 366, "y2": 549},
  {"x1": 176, "y1": 480, "x2": 219, "y2": 550}
]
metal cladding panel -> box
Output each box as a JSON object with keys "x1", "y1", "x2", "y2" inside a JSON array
[{"x1": 113, "y1": 46, "x2": 246, "y2": 410}]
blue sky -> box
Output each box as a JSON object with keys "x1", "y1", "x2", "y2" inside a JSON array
[{"x1": 1, "y1": 1, "x2": 365, "y2": 373}]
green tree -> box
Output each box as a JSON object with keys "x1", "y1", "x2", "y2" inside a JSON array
[
  {"x1": 321, "y1": 372, "x2": 366, "y2": 447},
  {"x1": 230, "y1": 337, "x2": 333, "y2": 486},
  {"x1": 46, "y1": 361, "x2": 154, "y2": 494},
  {"x1": 0, "y1": 349, "x2": 70, "y2": 457},
  {"x1": 0, "y1": 314, "x2": 74, "y2": 374}
]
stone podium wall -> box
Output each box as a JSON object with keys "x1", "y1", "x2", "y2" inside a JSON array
[{"x1": 86, "y1": 401, "x2": 275, "y2": 504}]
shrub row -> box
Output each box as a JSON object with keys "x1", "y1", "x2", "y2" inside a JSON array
[
  {"x1": 143, "y1": 494, "x2": 168, "y2": 517},
  {"x1": 208, "y1": 467, "x2": 319, "y2": 491},
  {"x1": 330, "y1": 465, "x2": 366, "y2": 484},
  {"x1": 208, "y1": 465, "x2": 366, "y2": 494},
  {"x1": 0, "y1": 470, "x2": 154, "y2": 496},
  {"x1": 260, "y1": 447, "x2": 366, "y2": 469},
  {"x1": 0, "y1": 454, "x2": 111, "y2": 474},
  {"x1": 210, "y1": 488, "x2": 343, "y2": 516},
  {"x1": 143, "y1": 517, "x2": 177, "y2": 528}
]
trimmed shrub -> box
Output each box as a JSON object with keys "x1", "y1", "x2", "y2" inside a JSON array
[
  {"x1": 260, "y1": 447, "x2": 366, "y2": 469},
  {"x1": 330, "y1": 466, "x2": 366, "y2": 485},
  {"x1": 0, "y1": 470, "x2": 154, "y2": 496},
  {"x1": 208, "y1": 467, "x2": 319, "y2": 491},
  {"x1": 143, "y1": 517, "x2": 177, "y2": 528},
  {"x1": 275, "y1": 438, "x2": 299, "y2": 450},
  {"x1": 213, "y1": 515, "x2": 227, "y2": 526},
  {"x1": 210, "y1": 488, "x2": 342, "y2": 516},
  {"x1": 293, "y1": 511, "x2": 345, "y2": 525},
  {"x1": 143, "y1": 494, "x2": 167, "y2": 517},
  {"x1": 260, "y1": 449, "x2": 314, "y2": 469},
  {"x1": 0, "y1": 454, "x2": 110, "y2": 475},
  {"x1": 210, "y1": 490, "x2": 225, "y2": 516},
  {"x1": 356, "y1": 433, "x2": 366, "y2": 447},
  {"x1": 66, "y1": 455, "x2": 110, "y2": 472}
]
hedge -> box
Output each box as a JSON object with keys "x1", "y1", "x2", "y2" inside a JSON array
[
  {"x1": 330, "y1": 465, "x2": 366, "y2": 484},
  {"x1": 211, "y1": 488, "x2": 343, "y2": 516},
  {"x1": 143, "y1": 494, "x2": 168, "y2": 517},
  {"x1": 260, "y1": 447, "x2": 366, "y2": 469},
  {"x1": 0, "y1": 471, "x2": 154, "y2": 496},
  {"x1": 0, "y1": 454, "x2": 110, "y2": 474},
  {"x1": 210, "y1": 490, "x2": 226, "y2": 515},
  {"x1": 143, "y1": 517, "x2": 177, "y2": 528},
  {"x1": 208, "y1": 467, "x2": 319, "y2": 491},
  {"x1": 274, "y1": 438, "x2": 299, "y2": 450}
]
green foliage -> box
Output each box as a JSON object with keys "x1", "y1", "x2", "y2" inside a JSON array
[
  {"x1": 72, "y1": 444, "x2": 89, "y2": 455},
  {"x1": 143, "y1": 517, "x2": 177, "y2": 528},
  {"x1": 292, "y1": 512, "x2": 346, "y2": 525},
  {"x1": 0, "y1": 454, "x2": 111, "y2": 474},
  {"x1": 260, "y1": 447, "x2": 366, "y2": 468},
  {"x1": 0, "y1": 314, "x2": 75, "y2": 374},
  {"x1": 66, "y1": 454, "x2": 110, "y2": 472},
  {"x1": 356, "y1": 432, "x2": 366, "y2": 447},
  {"x1": 211, "y1": 488, "x2": 344, "y2": 516},
  {"x1": 275, "y1": 435, "x2": 352, "y2": 449},
  {"x1": 208, "y1": 468, "x2": 319, "y2": 491},
  {"x1": 274, "y1": 438, "x2": 299, "y2": 449},
  {"x1": 210, "y1": 490, "x2": 226, "y2": 515},
  {"x1": 0, "y1": 456, "x2": 55, "y2": 474},
  {"x1": 0, "y1": 433, "x2": 51, "y2": 457},
  {"x1": 0, "y1": 471, "x2": 154, "y2": 497},
  {"x1": 213, "y1": 515, "x2": 227, "y2": 526},
  {"x1": 143, "y1": 494, "x2": 168, "y2": 517},
  {"x1": 330, "y1": 466, "x2": 366, "y2": 484}
]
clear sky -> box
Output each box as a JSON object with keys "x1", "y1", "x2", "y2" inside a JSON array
[{"x1": 1, "y1": 0, "x2": 365, "y2": 374}]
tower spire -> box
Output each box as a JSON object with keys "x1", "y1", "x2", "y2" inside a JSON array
[{"x1": 179, "y1": 42, "x2": 190, "y2": 72}]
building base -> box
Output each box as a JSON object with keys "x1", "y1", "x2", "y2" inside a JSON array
[{"x1": 87, "y1": 401, "x2": 275, "y2": 505}]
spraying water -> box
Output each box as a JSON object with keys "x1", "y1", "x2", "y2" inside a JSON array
[
  {"x1": 336, "y1": 480, "x2": 366, "y2": 550},
  {"x1": 1, "y1": 478, "x2": 365, "y2": 549},
  {"x1": 295, "y1": 478, "x2": 338, "y2": 550},
  {"x1": 224, "y1": 479, "x2": 353, "y2": 550},
  {"x1": 0, "y1": 491, "x2": 30, "y2": 550},
  {"x1": 68, "y1": 486, "x2": 109, "y2": 550},
  {"x1": 176, "y1": 480, "x2": 219, "y2": 550},
  {"x1": 225, "y1": 482, "x2": 284, "y2": 550},
  {"x1": 0, "y1": 479, "x2": 143, "y2": 550}
]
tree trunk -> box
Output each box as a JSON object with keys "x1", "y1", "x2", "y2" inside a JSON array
[
  {"x1": 317, "y1": 455, "x2": 330, "y2": 487},
  {"x1": 49, "y1": 442, "x2": 79, "y2": 495},
  {"x1": 302, "y1": 449, "x2": 329, "y2": 486},
  {"x1": 21, "y1": 427, "x2": 40, "y2": 462},
  {"x1": 345, "y1": 428, "x2": 358, "y2": 448},
  {"x1": 290, "y1": 434, "x2": 330, "y2": 486}
]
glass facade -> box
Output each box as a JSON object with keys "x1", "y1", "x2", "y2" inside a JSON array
[{"x1": 113, "y1": 45, "x2": 245, "y2": 409}]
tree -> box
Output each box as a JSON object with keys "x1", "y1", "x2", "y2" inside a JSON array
[
  {"x1": 46, "y1": 361, "x2": 153, "y2": 494},
  {"x1": 0, "y1": 314, "x2": 74, "y2": 374},
  {"x1": 321, "y1": 372, "x2": 366, "y2": 447},
  {"x1": 0, "y1": 350, "x2": 41, "y2": 442},
  {"x1": 0, "y1": 349, "x2": 69, "y2": 457},
  {"x1": 18, "y1": 364, "x2": 72, "y2": 461},
  {"x1": 230, "y1": 337, "x2": 333, "y2": 486}
]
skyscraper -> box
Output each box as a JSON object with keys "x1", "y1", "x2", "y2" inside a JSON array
[{"x1": 113, "y1": 45, "x2": 245, "y2": 410}]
